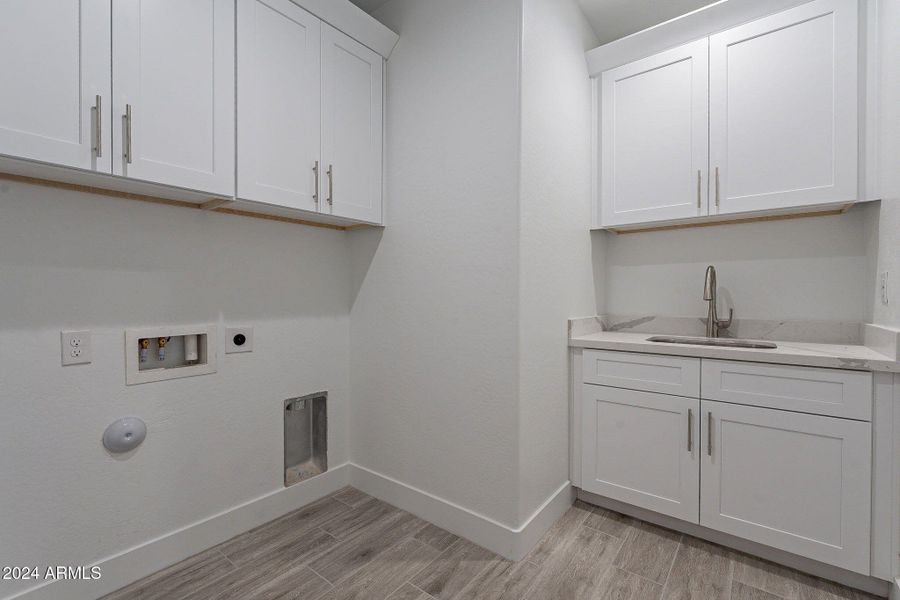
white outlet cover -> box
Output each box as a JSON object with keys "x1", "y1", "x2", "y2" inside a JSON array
[
  {"x1": 61, "y1": 330, "x2": 92, "y2": 366},
  {"x1": 226, "y1": 327, "x2": 254, "y2": 354}
]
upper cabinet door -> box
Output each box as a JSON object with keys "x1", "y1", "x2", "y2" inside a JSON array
[
  {"x1": 601, "y1": 39, "x2": 709, "y2": 227},
  {"x1": 112, "y1": 0, "x2": 235, "y2": 197},
  {"x1": 237, "y1": 0, "x2": 321, "y2": 211},
  {"x1": 322, "y1": 25, "x2": 384, "y2": 224},
  {"x1": 709, "y1": 0, "x2": 858, "y2": 215},
  {"x1": 0, "y1": 0, "x2": 111, "y2": 173}
]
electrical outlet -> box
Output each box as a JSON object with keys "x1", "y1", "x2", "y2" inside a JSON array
[
  {"x1": 61, "y1": 330, "x2": 92, "y2": 366},
  {"x1": 881, "y1": 271, "x2": 890, "y2": 305},
  {"x1": 226, "y1": 327, "x2": 254, "y2": 354}
]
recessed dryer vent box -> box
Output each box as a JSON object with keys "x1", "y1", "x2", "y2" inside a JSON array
[
  {"x1": 284, "y1": 392, "x2": 327, "y2": 487},
  {"x1": 125, "y1": 325, "x2": 217, "y2": 385}
]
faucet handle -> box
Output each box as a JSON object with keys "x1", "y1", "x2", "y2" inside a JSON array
[{"x1": 717, "y1": 308, "x2": 734, "y2": 330}]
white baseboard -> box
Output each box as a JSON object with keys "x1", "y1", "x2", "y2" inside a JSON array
[
  {"x1": 348, "y1": 463, "x2": 573, "y2": 561},
  {"x1": 4, "y1": 463, "x2": 351, "y2": 600},
  {"x1": 6, "y1": 463, "x2": 572, "y2": 600}
]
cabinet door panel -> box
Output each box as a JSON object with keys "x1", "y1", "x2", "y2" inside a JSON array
[
  {"x1": 601, "y1": 39, "x2": 708, "y2": 227},
  {"x1": 237, "y1": 0, "x2": 321, "y2": 211},
  {"x1": 582, "y1": 385, "x2": 700, "y2": 523},
  {"x1": 113, "y1": 0, "x2": 234, "y2": 196},
  {"x1": 322, "y1": 24, "x2": 383, "y2": 224},
  {"x1": 709, "y1": 0, "x2": 857, "y2": 214},
  {"x1": 0, "y1": 0, "x2": 111, "y2": 172},
  {"x1": 701, "y1": 401, "x2": 870, "y2": 573}
]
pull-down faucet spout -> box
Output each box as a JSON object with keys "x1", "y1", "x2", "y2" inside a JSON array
[{"x1": 704, "y1": 265, "x2": 733, "y2": 338}]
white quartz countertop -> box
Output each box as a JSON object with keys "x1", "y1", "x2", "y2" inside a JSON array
[{"x1": 570, "y1": 330, "x2": 900, "y2": 373}]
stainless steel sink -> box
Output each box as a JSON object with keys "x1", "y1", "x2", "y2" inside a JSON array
[{"x1": 646, "y1": 336, "x2": 777, "y2": 349}]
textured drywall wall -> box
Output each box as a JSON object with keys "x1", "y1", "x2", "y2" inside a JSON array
[
  {"x1": 518, "y1": 0, "x2": 598, "y2": 522},
  {"x1": 872, "y1": 0, "x2": 900, "y2": 327},
  {"x1": 349, "y1": 0, "x2": 524, "y2": 526},
  {"x1": 0, "y1": 182, "x2": 351, "y2": 599},
  {"x1": 602, "y1": 205, "x2": 877, "y2": 322}
]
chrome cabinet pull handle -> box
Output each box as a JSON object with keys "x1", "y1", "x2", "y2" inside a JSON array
[
  {"x1": 313, "y1": 161, "x2": 320, "y2": 204},
  {"x1": 707, "y1": 411, "x2": 713, "y2": 457},
  {"x1": 326, "y1": 164, "x2": 333, "y2": 206},
  {"x1": 697, "y1": 170, "x2": 701, "y2": 209},
  {"x1": 715, "y1": 167, "x2": 720, "y2": 210},
  {"x1": 687, "y1": 408, "x2": 693, "y2": 452},
  {"x1": 124, "y1": 104, "x2": 133, "y2": 164},
  {"x1": 93, "y1": 95, "x2": 103, "y2": 158}
]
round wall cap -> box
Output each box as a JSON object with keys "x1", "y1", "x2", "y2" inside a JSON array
[{"x1": 103, "y1": 417, "x2": 147, "y2": 453}]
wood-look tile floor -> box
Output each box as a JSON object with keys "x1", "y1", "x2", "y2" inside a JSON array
[{"x1": 102, "y1": 490, "x2": 880, "y2": 600}]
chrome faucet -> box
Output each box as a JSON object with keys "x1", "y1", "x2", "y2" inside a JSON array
[{"x1": 703, "y1": 265, "x2": 733, "y2": 338}]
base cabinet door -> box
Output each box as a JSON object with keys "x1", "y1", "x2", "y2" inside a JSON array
[
  {"x1": 321, "y1": 24, "x2": 383, "y2": 224},
  {"x1": 0, "y1": 0, "x2": 111, "y2": 172},
  {"x1": 701, "y1": 401, "x2": 871, "y2": 573},
  {"x1": 112, "y1": 0, "x2": 235, "y2": 196},
  {"x1": 582, "y1": 385, "x2": 699, "y2": 523}
]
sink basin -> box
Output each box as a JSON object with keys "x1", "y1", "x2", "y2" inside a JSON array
[{"x1": 646, "y1": 336, "x2": 777, "y2": 349}]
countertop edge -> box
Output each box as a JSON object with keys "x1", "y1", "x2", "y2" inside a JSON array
[{"x1": 569, "y1": 335, "x2": 900, "y2": 373}]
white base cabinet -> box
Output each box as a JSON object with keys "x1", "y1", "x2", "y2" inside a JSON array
[
  {"x1": 579, "y1": 350, "x2": 874, "y2": 575},
  {"x1": 582, "y1": 385, "x2": 699, "y2": 523},
  {"x1": 701, "y1": 401, "x2": 871, "y2": 574}
]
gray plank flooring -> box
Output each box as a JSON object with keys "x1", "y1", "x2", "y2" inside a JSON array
[{"x1": 102, "y1": 488, "x2": 880, "y2": 600}]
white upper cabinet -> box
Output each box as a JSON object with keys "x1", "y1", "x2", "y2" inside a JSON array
[
  {"x1": 592, "y1": 0, "x2": 862, "y2": 229},
  {"x1": 322, "y1": 24, "x2": 384, "y2": 224},
  {"x1": 709, "y1": 0, "x2": 858, "y2": 216},
  {"x1": 237, "y1": 0, "x2": 321, "y2": 212},
  {"x1": 235, "y1": 13, "x2": 385, "y2": 224},
  {"x1": 0, "y1": 0, "x2": 111, "y2": 173},
  {"x1": 112, "y1": 0, "x2": 235, "y2": 197},
  {"x1": 601, "y1": 39, "x2": 708, "y2": 227},
  {"x1": 0, "y1": 0, "x2": 393, "y2": 226}
]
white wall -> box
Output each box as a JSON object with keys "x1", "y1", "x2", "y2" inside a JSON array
[
  {"x1": 518, "y1": 0, "x2": 597, "y2": 522},
  {"x1": 0, "y1": 182, "x2": 351, "y2": 599},
  {"x1": 350, "y1": 0, "x2": 524, "y2": 526},
  {"x1": 601, "y1": 205, "x2": 877, "y2": 321},
  {"x1": 872, "y1": 0, "x2": 900, "y2": 328}
]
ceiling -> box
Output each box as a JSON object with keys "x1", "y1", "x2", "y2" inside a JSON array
[
  {"x1": 349, "y1": 0, "x2": 717, "y2": 46},
  {"x1": 577, "y1": 0, "x2": 717, "y2": 44},
  {"x1": 349, "y1": 0, "x2": 392, "y2": 14}
]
